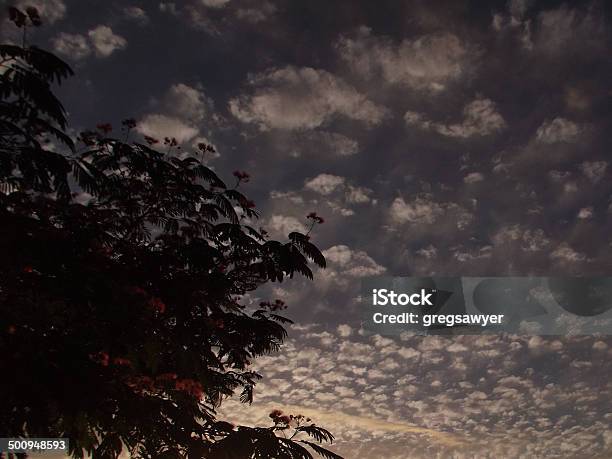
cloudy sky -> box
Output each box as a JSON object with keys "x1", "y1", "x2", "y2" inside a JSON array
[{"x1": 6, "y1": 0, "x2": 612, "y2": 457}]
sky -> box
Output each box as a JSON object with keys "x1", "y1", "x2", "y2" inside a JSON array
[{"x1": 4, "y1": 0, "x2": 612, "y2": 457}]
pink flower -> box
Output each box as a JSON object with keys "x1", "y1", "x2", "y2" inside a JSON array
[
  {"x1": 175, "y1": 378, "x2": 204, "y2": 398},
  {"x1": 306, "y1": 212, "x2": 324, "y2": 224},
  {"x1": 149, "y1": 297, "x2": 166, "y2": 314},
  {"x1": 90, "y1": 351, "x2": 110, "y2": 367},
  {"x1": 232, "y1": 171, "x2": 250, "y2": 182},
  {"x1": 96, "y1": 123, "x2": 113, "y2": 135},
  {"x1": 112, "y1": 357, "x2": 132, "y2": 367},
  {"x1": 156, "y1": 373, "x2": 178, "y2": 382},
  {"x1": 144, "y1": 136, "x2": 159, "y2": 145},
  {"x1": 122, "y1": 118, "x2": 137, "y2": 129}
]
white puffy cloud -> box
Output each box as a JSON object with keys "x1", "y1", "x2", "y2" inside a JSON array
[
  {"x1": 447, "y1": 343, "x2": 468, "y2": 353},
  {"x1": 550, "y1": 243, "x2": 586, "y2": 262},
  {"x1": 218, "y1": 326, "x2": 611, "y2": 458},
  {"x1": 136, "y1": 114, "x2": 199, "y2": 143},
  {"x1": 52, "y1": 25, "x2": 127, "y2": 61},
  {"x1": 389, "y1": 195, "x2": 473, "y2": 232},
  {"x1": 593, "y1": 341, "x2": 608, "y2": 351},
  {"x1": 337, "y1": 27, "x2": 471, "y2": 92},
  {"x1": 304, "y1": 174, "x2": 346, "y2": 195},
  {"x1": 580, "y1": 161, "x2": 607, "y2": 183},
  {"x1": 493, "y1": 224, "x2": 550, "y2": 252},
  {"x1": 52, "y1": 33, "x2": 91, "y2": 60},
  {"x1": 326, "y1": 202, "x2": 354, "y2": 217},
  {"x1": 160, "y1": 83, "x2": 212, "y2": 122},
  {"x1": 269, "y1": 190, "x2": 304, "y2": 205},
  {"x1": 521, "y1": 229, "x2": 550, "y2": 251},
  {"x1": 390, "y1": 196, "x2": 442, "y2": 225},
  {"x1": 577, "y1": 207, "x2": 593, "y2": 220},
  {"x1": 324, "y1": 245, "x2": 354, "y2": 266},
  {"x1": 87, "y1": 26, "x2": 127, "y2": 57},
  {"x1": 535, "y1": 117, "x2": 581, "y2": 143},
  {"x1": 337, "y1": 324, "x2": 353, "y2": 338},
  {"x1": 272, "y1": 176, "x2": 374, "y2": 221},
  {"x1": 136, "y1": 83, "x2": 217, "y2": 152},
  {"x1": 323, "y1": 245, "x2": 385, "y2": 278},
  {"x1": 405, "y1": 98, "x2": 506, "y2": 138},
  {"x1": 416, "y1": 245, "x2": 437, "y2": 259},
  {"x1": 548, "y1": 170, "x2": 571, "y2": 182},
  {"x1": 452, "y1": 245, "x2": 493, "y2": 262},
  {"x1": 123, "y1": 6, "x2": 149, "y2": 24},
  {"x1": 267, "y1": 215, "x2": 306, "y2": 237},
  {"x1": 345, "y1": 186, "x2": 372, "y2": 204},
  {"x1": 463, "y1": 172, "x2": 484, "y2": 184},
  {"x1": 229, "y1": 66, "x2": 388, "y2": 130}
]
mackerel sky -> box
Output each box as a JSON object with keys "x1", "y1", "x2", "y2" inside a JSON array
[{"x1": 5, "y1": 0, "x2": 612, "y2": 457}]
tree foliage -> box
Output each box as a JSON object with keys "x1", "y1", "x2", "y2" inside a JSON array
[{"x1": 0, "y1": 8, "x2": 342, "y2": 459}]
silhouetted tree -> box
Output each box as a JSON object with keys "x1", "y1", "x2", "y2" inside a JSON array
[{"x1": 0, "y1": 7, "x2": 342, "y2": 459}]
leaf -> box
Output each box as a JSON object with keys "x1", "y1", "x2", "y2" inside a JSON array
[
  {"x1": 239, "y1": 384, "x2": 253, "y2": 405},
  {"x1": 299, "y1": 441, "x2": 344, "y2": 459},
  {"x1": 268, "y1": 314, "x2": 293, "y2": 324},
  {"x1": 295, "y1": 425, "x2": 335, "y2": 443},
  {"x1": 277, "y1": 438, "x2": 313, "y2": 459}
]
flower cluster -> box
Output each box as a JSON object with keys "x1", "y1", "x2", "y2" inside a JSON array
[
  {"x1": 129, "y1": 286, "x2": 147, "y2": 296},
  {"x1": 89, "y1": 351, "x2": 110, "y2": 367},
  {"x1": 269, "y1": 409, "x2": 309, "y2": 428},
  {"x1": 240, "y1": 197, "x2": 256, "y2": 209},
  {"x1": 269, "y1": 409, "x2": 291, "y2": 426},
  {"x1": 125, "y1": 375, "x2": 155, "y2": 393},
  {"x1": 197, "y1": 142, "x2": 216, "y2": 154},
  {"x1": 307, "y1": 212, "x2": 325, "y2": 224},
  {"x1": 121, "y1": 118, "x2": 137, "y2": 129},
  {"x1": 148, "y1": 297, "x2": 166, "y2": 314},
  {"x1": 112, "y1": 357, "x2": 132, "y2": 367},
  {"x1": 96, "y1": 123, "x2": 113, "y2": 135},
  {"x1": 156, "y1": 373, "x2": 178, "y2": 383},
  {"x1": 89, "y1": 352, "x2": 133, "y2": 368},
  {"x1": 232, "y1": 170, "x2": 250, "y2": 183},
  {"x1": 8, "y1": 6, "x2": 41, "y2": 28},
  {"x1": 144, "y1": 135, "x2": 159, "y2": 145},
  {"x1": 175, "y1": 378, "x2": 204, "y2": 398}
]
